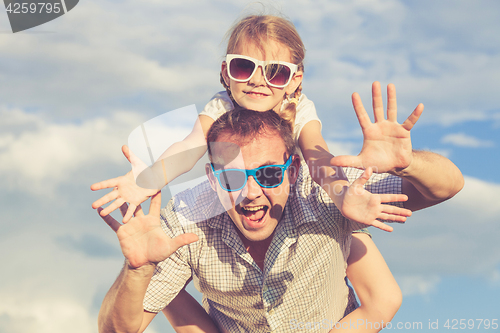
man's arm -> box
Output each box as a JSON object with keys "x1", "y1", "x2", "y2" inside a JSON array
[
  {"x1": 331, "y1": 233, "x2": 402, "y2": 332},
  {"x1": 331, "y1": 82, "x2": 463, "y2": 212},
  {"x1": 162, "y1": 288, "x2": 220, "y2": 333},
  {"x1": 96, "y1": 193, "x2": 198, "y2": 333},
  {"x1": 98, "y1": 263, "x2": 157, "y2": 333},
  {"x1": 399, "y1": 150, "x2": 464, "y2": 211}
]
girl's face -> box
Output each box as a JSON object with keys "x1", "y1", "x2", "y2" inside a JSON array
[{"x1": 221, "y1": 39, "x2": 303, "y2": 112}]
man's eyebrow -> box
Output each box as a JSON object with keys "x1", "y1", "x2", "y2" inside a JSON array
[{"x1": 260, "y1": 160, "x2": 281, "y2": 166}]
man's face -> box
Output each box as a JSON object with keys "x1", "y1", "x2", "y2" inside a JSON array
[{"x1": 207, "y1": 132, "x2": 299, "y2": 243}]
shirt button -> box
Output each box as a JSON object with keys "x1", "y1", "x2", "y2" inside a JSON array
[
  {"x1": 263, "y1": 285, "x2": 268, "y2": 292},
  {"x1": 269, "y1": 308, "x2": 275, "y2": 316}
]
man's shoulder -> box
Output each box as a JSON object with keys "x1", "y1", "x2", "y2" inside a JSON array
[
  {"x1": 289, "y1": 164, "x2": 401, "y2": 230},
  {"x1": 288, "y1": 162, "x2": 344, "y2": 226}
]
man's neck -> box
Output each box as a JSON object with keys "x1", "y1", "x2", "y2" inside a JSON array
[{"x1": 235, "y1": 229, "x2": 274, "y2": 270}]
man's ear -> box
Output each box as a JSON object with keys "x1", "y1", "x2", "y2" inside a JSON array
[
  {"x1": 287, "y1": 155, "x2": 301, "y2": 184},
  {"x1": 285, "y1": 70, "x2": 303, "y2": 96},
  {"x1": 221, "y1": 62, "x2": 230, "y2": 88},
  {"x1": 206, "y1": 163, "x2": 218, "y2": 191}
]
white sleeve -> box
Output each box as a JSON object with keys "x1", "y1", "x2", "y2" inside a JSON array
[
  {"x1": 199, "y1": 91, "x2": 234, "y2": 121},
  {"x1": 202, "y1": 92, "x2": 319, "y2": 145}
]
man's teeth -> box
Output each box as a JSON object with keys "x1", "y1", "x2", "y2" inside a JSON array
[{"x1": 243, "y1": 205, "x2": 265, "y2": 212}]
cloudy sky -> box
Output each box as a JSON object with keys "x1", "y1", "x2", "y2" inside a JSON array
[{"x1": 1, "y1": 0, "x2": 499, "y2": 332}]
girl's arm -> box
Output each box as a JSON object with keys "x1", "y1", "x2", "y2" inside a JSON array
[
  {"x1": 298, "y1": 121, "x2": 411, "y2": 231},
  {"x1": 330, "y1": 233, "x2": 402, "y2": 332},
  {"x1": 298, "y1": 120, "x2": 349, "y2": 208},
  {"x1": 142, "y1": 115, "x2": 214, "y2": 190},
  {"x1": 162, "y1": 288, "x2": 219, "y2": 333},
  {"x1": 92, "y1": 115, "x2": 214, "y2": 222}
]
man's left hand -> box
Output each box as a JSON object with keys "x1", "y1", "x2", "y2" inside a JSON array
[{"x1": 330, "y1": 81, "x2": 423, "y2": 175}]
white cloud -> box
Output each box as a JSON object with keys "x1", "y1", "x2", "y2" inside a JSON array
[
  {"x1": 326, "y1": 140, "x2": 359, "y2": 157},
  {"x1": 0, "y1": 0, "x2": 229, "y2": 116},
  {"x1": 450, "y1": 176, "x2": 500, "y2": 218},
  {"x1": 374, "y1": 176, "x2": 500, "y2": 279},
  {"x1": 0, "y1": 224, "x2": 126, "y2": 333},
  {"x1": 432, "y1": 110, "x2": 492, "y2": 127},
  {"x1": 441, "y1": 132, "x2": 495, "y2": 148},
  {"x1": 396, "y1": 275, "x2": 441, "y2": 297},
  {"x1": 1, "y1": 0, "x2": 500, "y2": 328},
  {"x1": 0, "y1": 227, "x2": 170, "y2": 333},
  {"x1": 1, "y1": 0, "x2": 499, "y2": 130},
  {"x1": 418, "y1": 147, "x2": 452, "y2": 159},
  {"x1": 288, "y1": 1, "x2": 500, "y2": 130},
  {"x1": 0, "y1": 298, "x2": 95, "y2": 333},
  {"x1": 488, "y1": 269, "x2": 500, "y2": 286},
  {"x1": 0, "y1": 107, "x2": 145, "y2": 195}
]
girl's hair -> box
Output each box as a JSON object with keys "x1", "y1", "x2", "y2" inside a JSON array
[{"x1": 220, "y1": 15, "x2": 305, "y2": 127}]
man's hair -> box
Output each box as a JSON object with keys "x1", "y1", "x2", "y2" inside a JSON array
[{"x1": 206, "y1": 108, "x2": 297, "y2": 159}]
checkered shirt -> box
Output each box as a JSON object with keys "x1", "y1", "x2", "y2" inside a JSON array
[{"x1": 144, "y1": 165, "x2": 402, "y2": 332}]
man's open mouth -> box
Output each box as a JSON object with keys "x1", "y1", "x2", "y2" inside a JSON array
[{"x1": 241, "y1": 205, "x2": 268, "y2": 222}]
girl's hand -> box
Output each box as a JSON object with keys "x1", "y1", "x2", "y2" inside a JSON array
[
  {"x1": 340, "y1": 168, "x2": 412, "y2": 232},
  {"x1": 98, "y1": 193, "x2": 198, "y2": 268},
  {"x1": 91, "y1": 146, "x2": 159, "y2": 223}
]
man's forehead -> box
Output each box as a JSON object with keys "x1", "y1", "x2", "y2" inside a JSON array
[
  {"x1": 215, "y1": 130, "x2": 285, "y2": 149},
  {"x1": 210, "y1": 132, "x2": 286, "y2": 166},
  {"x1": 209, "y1": 141, "x2": 242, "y2": 166}
]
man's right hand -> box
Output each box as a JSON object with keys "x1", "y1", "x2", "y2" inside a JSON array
[{"x1": 98, "y1": 192, "x2": 198, "y2": 268}]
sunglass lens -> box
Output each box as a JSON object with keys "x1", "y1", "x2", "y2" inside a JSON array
[
  {"x1": 230, "y1": 58, "x2": 255, "y2": 81},
  {"x1": 265, "y1": 64, "x2": 291, "y2": 86},
  {"x1": 255, "y1": 167, "x2": 283, "y2": 187},
  {"x1": 219, "y1": 170, "x2": 246, "y2": 191}
]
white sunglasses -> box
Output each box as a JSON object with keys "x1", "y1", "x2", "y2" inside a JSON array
[{"x1": 225, "y1": 54, "x2": 298, "y2": 88}]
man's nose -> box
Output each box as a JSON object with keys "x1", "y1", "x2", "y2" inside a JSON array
[{"x1": 242, "y1": 176, "x2": 263, "y2": 200}]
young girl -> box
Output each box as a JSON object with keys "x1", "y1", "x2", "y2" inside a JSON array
[{"x1": 93, "y1": 14, "x2": 404, "y2": 332}]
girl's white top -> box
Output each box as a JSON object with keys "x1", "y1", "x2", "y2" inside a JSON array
[{"x1": 200, "y1": 91, "x2": 321, "y2": 145}]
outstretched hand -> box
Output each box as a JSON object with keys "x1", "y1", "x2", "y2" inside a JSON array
[
  {"x1": 91, "y1": 145, "x2": 159, "y2": 223},
  {"x1": 331, "y1": 82, "x2": 423, "y2": 174},
  {"x1": 98, "y1": 192, "x2": 198, "y2": 268},
  {"x1": 340, "y1": 168, "x2": 412, "y2": 232}
]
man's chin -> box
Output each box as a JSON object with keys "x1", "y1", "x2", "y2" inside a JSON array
[
  {"x1": 239, "y1": 220, "x2": 277, "y2": 243},
  {"x1": 240, "y1": 229, "x2": 272, "y2": 243}
]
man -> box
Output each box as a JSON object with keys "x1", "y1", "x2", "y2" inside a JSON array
[{"x1": 97, "y1": 84, "x2": 463, "y2": 332}]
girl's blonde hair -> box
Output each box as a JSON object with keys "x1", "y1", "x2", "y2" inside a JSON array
[{"x1": 220, "y1": 15, "x2": 305, "y2": 127}]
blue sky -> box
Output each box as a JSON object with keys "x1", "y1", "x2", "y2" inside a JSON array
[{"x1": 1, "y1": 0, "x2": 499, "y2": 332}]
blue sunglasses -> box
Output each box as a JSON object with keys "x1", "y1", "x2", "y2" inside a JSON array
[{"x1": 210, "y1": 155, "x2": 293, "y2": 192}]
